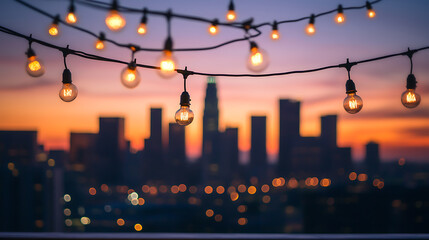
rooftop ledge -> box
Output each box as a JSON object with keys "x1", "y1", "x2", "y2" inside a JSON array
[{"x1": 1, "y1": 233, "x2": 429, "y2": 240}]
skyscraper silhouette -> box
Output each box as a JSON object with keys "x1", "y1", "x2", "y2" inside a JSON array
[
  {"x1": 220, "y1": 127, "x2": 240, "y2": 183},
  {"x1": 97, "y1": 117, "x2": 126, "y2": 184},
  {"x1": 168, "y1": 123, "x2": 186, "y2": 184},
  {"x1": 202, "y1": 77, "x2": 220, "y2": 184},
  {"x1": 143, "y1": 108, "x2": 164, "y2": 182},
  {"x1": 250, "y1": 116, "x2": 267, "y2": 181},
  {"x1": 365, "y1": 141, "x2": 380, "y2": 178},
  {"x1": 278, "y1": 99, "x2": 300, "y2": 176},
  {"x1": 321, "y1": 115, "x2": 337, "y2": 174}
]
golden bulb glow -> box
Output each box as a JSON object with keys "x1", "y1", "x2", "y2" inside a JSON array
[
  {"x1": 175, "y1": 106, "x2": 194, "y2": 126},
  {"x1": 26, "y1": 56, "x2": 45, "y2": 77},
  {"x1": 335, "y1": 13, "x2": 346, "y2": 24},
  {"x1": 226, "y1": 10, "x2": 236, "y2": 21},
  {"x1": 343, "y1": 92, "x2": 363, "y2": 114},
  {"x1": 48, "y1": 24, "x2": 59, "y2": 36},
  {"x1": 66, "y1": 12, "x2": 77, "y2": 24},
  {"x1": 120, "y1": 66, "x2": 141, "y2": 89},
  {"x1": 271, "y1": 30, "x2": 279, "y2": 40},
  {"x1": 137, "y1": 23, "x2": 147, "y2": 35},
  {"x1": 105, "y1": 10, "x2": 126, "y2": 31},
  {"x1": 367, "y1": 9, "x2": 376, "y2": 18},
  {"x1": 59, "y1": 83, "x2": 78, "y2": 102},
  {"x1": 247, "y1": 47, "x2": 269, "y2": 72},
  {"x1": 95, "y1": 40, "x2": 105, "y2": 50},
  {"x1": 306, "y1": 23, "x2": 316, "y2": 35},
  {"x1": 158, "y1": 51, "x2": 177, "y2": 79},
  {"x1": 208, "y1": 25, "x2": 218, "y2": 35},
  {"x1": 401, "y1": 89, "x2": 421, "y2": 108}
]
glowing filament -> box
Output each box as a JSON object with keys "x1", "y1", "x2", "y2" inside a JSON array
[
  {"x1": 306, "y1": 23, "x2": 315, "y2": 35},
  {"x1": 105, "y1": 10, "x2": 126, "y2": 31},
  {"x1": 63, "y1": 89, "x2": 73, "y2": 97},
  {"x1": 227, "y1": 10, "x2": 236, "y2": 21},
  {"x1": 209, "y1": 25, "x2": 218, "y2": 35},
  {"x1": 137, "y1": 23, "x2": 147, "y2": 35},
  {"x1": 251, "y1": 48, "x2": 263, "y2": 66},
  {"x1": 161, "y1": 60, "x2": 175, "y2": 72},
  {"x1": 349, "y1": 98, "x2": 358, "y2": 109},
  {"x1": 66, "y1": 12, "x2": 77, "y2": 24},
  {"x1": 49, "y1": 24, "x2": 59, "y2": 36},
  {"x1": 271, "y1": 30, "x2": 279, "y2": 40},
  {"x1": 368, "y1": 9, "x2": 376, "y2": 18},
  {"x1": 180, "y1": 111, "x2": 189, "y2": 121},
  {"x1": 406, "y1": 92, "x2": 416, "y2": 103},
  {"x1": 95, "y1": 40, "x2": 105, "y2": 50},
  {"x1": 126, "y1": 72, "x2": 136, "y2": 82},
  {"x1": 335, "y1": 13, "x2": 346, "y2": 24},
  {"x1": 28, "y1": 60, "x2": 41, "y2": 72}
]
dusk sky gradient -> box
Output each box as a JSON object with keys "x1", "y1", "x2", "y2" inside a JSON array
[{"x1": 0, "y1": 0, "x2": 428, "y2": 163}]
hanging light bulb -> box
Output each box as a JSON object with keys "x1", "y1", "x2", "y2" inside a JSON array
[
  {"x1": 65, "y1": 1, "x2": 77, "y2": 24},
  {"x1": 48, "y1": 16, "x2": 60, "y2": 37},
  {"x1": 158, "y1": 37, "x2": 177, "y2": 79},
  {"x1": 335, "y1": 5, "x2": 346, "y2": 24},
  {"x1": 226, "y1": 0, "x2": 236, "y2": 22},
  {"x1": 208, "y1": 19, "x2": 219, "y2": 35},
  {"x1": 121, "y1": 60, "x2": 141, "y2": 89},
  {"x1": 95, "y1": 32, "x2": 106, "y2": 50},
  {"x1": 25, "y1": 47, "x2": 45, "y2": 77},
  {"x1": 401, "y1": 74, "x2": 421, "y2": 108},
  {"x1": 59, "y1": 69, "x2": 78, "y2": 102},
  {"x1": 305, "y1": 14, "x2": 316, "y2": 36},
  {"x1": 105, "y1": 0, "x2": 126, "y2": 32},
  {"x1": 137, "y1": 9, "x2": 148, "y2": 35},
  {"x1": 175, "y1": 68, "x2": 194, "y2": 126},
  {"x1": 247, "y1": 41, "x2": 269, "y2": 72},
  {"x1": 271, "y1": 21, "x2": 279, "y2": 40},
  {"x1": 343, "y1": 62, "x2": 363, "y2": 114},
  {"x1": 366, "y1": 1, "x2": 376, "y2": 18}
]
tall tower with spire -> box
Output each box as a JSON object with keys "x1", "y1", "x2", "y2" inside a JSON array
[{"x1": 202, "y1": 77, "x2": 220, "y2": 184}]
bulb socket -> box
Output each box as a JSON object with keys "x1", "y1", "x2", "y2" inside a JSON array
[
  {"x1": 366, "y1": 1, "x2": 373, "y2": 10},
  {"x1": 212, "y1": 19, "x2": 219, "y2": 27},
  {"x1": 180, "y1": 91, "x2": 191, "y2": 106},
  {"x1": 128, "y1": 60, "x2": 137, "y2": 70},
  {"x1": 272, "y1": 21, "x2": 278, "y2": 31},
  {"x1": 337, "y1": 5, "x2": 344, "y2": 14},
  {"x1": 309, "y1": 14, "x2": 315, "y2": 24},
  {"x1": 99, "y1": 32, "x2": 106, "y2": 41},
  {"x1": 141, "y1": 9, "x2": 148, "y2": 24},
  {"x1": 53, "y1": 15, "x2": 60, "y2": 25},
  {"x1": 345, "y1": 79, "x2": 357, "y2": 94},
  {"x1": 110, "y1": 0, "x2": 118, "y2": 10},
  {"x1": 26, "y1": 48, "x2": 36, "y2": 58},
  {"x1": 164, "y1": 37, "x2": 173, "y2": 52},
  {"x1": 62, "y1": 69, "x2": 72, "y2": 84},
  {"x1": 228, "y1": 0, "x2": 235, "y2": 11},
  {"x1": 68, "y1": 4, "x2": 75, "y2": 13},
  {"x1": 249, "y1": 41, "x2": 258, "y2": 51},
  {"x1": 406, "y1": 74, "x2": 417, "y2": 89}
]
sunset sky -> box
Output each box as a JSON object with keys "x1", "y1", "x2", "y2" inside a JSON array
[{"x1": 0, "y1": 0, "x2": 428, "y2": 163}]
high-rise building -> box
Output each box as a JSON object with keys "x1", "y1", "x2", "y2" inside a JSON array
[
  {"x1": 69, "y1": 132, "x2": 97, "y2": 173},
  {"x1": 143, "y1": 108, "x2": 164, "y2": 182},
  {"x1": 250, "y1": 116, "x2": 267, "y2": 181},
  {"x1": 97, "y1": 117, "x2": 126, "y2": 185},
  {"x1": 167, "y1": 123, "x2": 186, "y2": 184},
  {"x1": 202, "y1": 77, "x2": 220, "y2": 183},
  {"x1": 321, "y1": 115, "x2": 337, "y2": 174},
  {"x1": 278, "y1": 99, "x2": 300, "y2": 176},
  {"x1": 220, "y1": 127, "x2": 240, "y2": 183},
  {"x1": 365, "y1": 141, "x2": 380, "y2": 178}
]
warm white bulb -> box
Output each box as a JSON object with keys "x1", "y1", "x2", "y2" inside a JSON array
[
  {"x1": 401, "y1": 89, "x2": 421, "y2": 108},
  {"x1": 175, "y1": 106, "x2": 194, "y2": 126},
  {"x1": 306, "y1": 23, "x2": 316, "y2": 35},
  {"x1": 247, "y1": 47, "x2": 269, "y2": 72},
  {"x1": 59, "y1": 83, "x2": 78, "y2": 102},
  {"x1": 95, "y1": 40, "x2": 105, "y2": 50},
  {"x1": 66, "y1": 12, "x2": 77, "y2": 24},
  {"x1": 26, "y1": 56, "x2": 45, "y2": 77},
  {"x1": 120, "y1": 66, "x2": 141, "y2": 89},
  {"x1": 105, "y1": 10, "x2": 126, "y2": 31},
  {"x1": 343, "y1": 92, "x2": 363, "y2": 114},
  {"x1": 226, "y1": 10, "x2": 236, "y2": 21},
  {"x1": 158, "y1": 51, "x2": 177, "y2": 79},
  {"x1": 335, "y1": 13, "x2": 346, "y2": 24},
  {"x1": 48, "y1": 23, "x2": 59, "y2": 36}
]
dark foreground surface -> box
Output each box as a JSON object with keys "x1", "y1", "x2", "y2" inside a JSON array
[{"x1": 1, "y1": 233, "x2": 429, "y2": 240}]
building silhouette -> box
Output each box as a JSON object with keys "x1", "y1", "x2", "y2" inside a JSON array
[
  {"x1": 143, "y1": 108, "x2": 164, "y2": 182},
  {"x1": 69, "y1": 132, "x2": 97, "y2": 177},
  {"x1": 167, "y1": 122, "x2": 186, "y2": 184},
  {"x1": 96, "y1": 117, "x2": 126, "y2": 185},
  {"x1": 202, "y1": 77, "x2": 220, "y2": 184},
  {"x1": 220, "y1": 127, "x2": 240, "y2": 183},
  {"x1": 278, "y1": 99, "x2": 300, "y2": 176},
  {"x1": 365, "y1": 141, "x2": 380, "y2": 178},
  {"x1": 250, "y1": 116, "x2": 267, "y2": 181}
]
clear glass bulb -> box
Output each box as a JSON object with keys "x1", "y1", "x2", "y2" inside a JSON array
[
  {"x1": 158, "y1": 51, "x2": 177, "y2": 79},
  {"x1": 95, "y1": 40, "x2": 105, "y2": 50},
  {"x1": 226, "y1": 10, "x2": 236, "y2": 21},
  {"x1": 208, "y1": 25, "x2": 218, "y2": 35},
  {"x1": 137, "y1": 23, "x2": 147, "y2": 35},
  {"x1": 343, "y1": 92, "x2": 363, "y2": 114},
  {"x1": 306, "y1": 23, "x2": 316, "y2": 35},
  {"x1": 271, "y1": 29, "x2": 280, "y2": 40},
  {"x1": 26, "y1": 56, "x2": 45, "y2": 77},
  {"x1": 120, "y1": 67, "x2": 141, "y2": 89},
  {"x1": 48, "y1": 23, "x2": 59, "y2": 36},
  {"x1": 335, "y1": 13, "x2": 346, "y2": 24},
  {"x1": 66, "y1": 12, "x2": 77, "y2": 24},
  {"x1": 247, "y1": 47, "x2": 269, "y2": 72},
  {"x1": 105, "y1": 10, "x2": 126, "y2": 31},
  {"x1": 175, "y1": 106, "x2": 194, "y2": 126},
  {"x1": 401, "y1": 89, "x2": 421, "y2": 108},
  {"x1": 367, "y1": 9, "x2": 376, "y2": 18},
  {"x1": 59, "y1": 83, "x2": 78, "y2": 102}
]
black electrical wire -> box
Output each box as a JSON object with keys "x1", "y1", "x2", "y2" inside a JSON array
[
  {"x1": 2, "y1": 24, "x2": 428, "y2": 78},
  {"x1": 15, "y1": 0, "x2": 261, "y2": 52}
]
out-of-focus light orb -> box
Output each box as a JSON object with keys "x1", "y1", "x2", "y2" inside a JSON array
[{"x1": 105, "y1": 10, "x2": 126, "y2": 31}]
